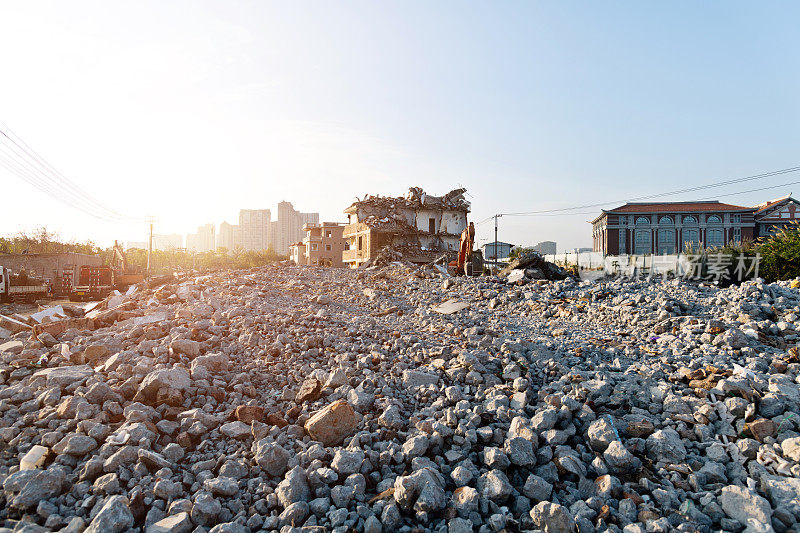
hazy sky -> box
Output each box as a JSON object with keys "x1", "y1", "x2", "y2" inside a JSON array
[{"x1": 1, "y1": 1, "x2": 799, "y2": 251}]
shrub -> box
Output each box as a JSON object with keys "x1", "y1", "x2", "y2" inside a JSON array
[{"x1": 757, "y1": 222, "x2": 800, "y2": 282}]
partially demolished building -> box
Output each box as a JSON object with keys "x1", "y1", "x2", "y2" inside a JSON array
[
  {"x1": 290, "y1": 222, "x2": 348, "y2": 267},
  {"x1": 342, "y1": 187, "x2": 470, "y2": 268}
]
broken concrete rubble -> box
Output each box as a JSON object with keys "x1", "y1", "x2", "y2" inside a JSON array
[
  {"x1": 499, "y1": 249, "x2": 571, "y2": 282},
  {"x1": 0, "y1": 264, "x2": 800, "y2": 531}
]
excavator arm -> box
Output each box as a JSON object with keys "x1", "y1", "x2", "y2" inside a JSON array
[{"x1": 448, "y1": 222, "x2": 482, "y2": 276}]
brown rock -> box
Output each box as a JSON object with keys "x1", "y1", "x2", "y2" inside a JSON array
[
  {"x1": 175, "y1": 432, "x2": 196, "y2": 449},
  {"x1": 129, "y1": 491, "x2": 147, "y2": 523},
  {"x1": 265, "y1": 413, "x2": 288, "y2": 428},
  {"x1": 304, "y1": 400, "x2": 358, "y2": 446},
  {"x1": 234, "y1": 406, "x2": 265, "y2": 424},
  {"x1": 623, "y1": 491, "x2": 645, "y2": 505},
  {"x1": 144, "y1": 326, "x2": 166, "y2": 340},
  {"x1": 207, "y1": 388, "x2": 226, "y2": 403},
  {"x1": 83, "y1": 344, "x2": 110, "y2": 363},
  {"x1": 626, "y1": 420, "x2": 655, "y2": 438},
  {"x1": 156, "y1": 388, "x2": 183, "y2": 407},
  {"x1": 772, "y1": 360, "x2": 788, "y2": 373},
  {"x1": 295, "y1": 378, "x2": 323, "y2": 403},
  {"x1": 746, "y1": 418, "x2": 777, "y2": 441},
  {"x1": 56, "y1": 397, "x2": 82, "y2": 418},
  {"x1": 638, "y1": 508, "x2": 660, "y2": 523},
  {"x1": 286, "y1": 405, "x2": 301, "y2": 421}
]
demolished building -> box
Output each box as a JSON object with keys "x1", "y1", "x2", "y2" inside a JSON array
[
  {"x1": 290, "y1": 222, "x2": 348, "y2": 267},
  {"x1": 342, "y1": 187, "x2": 470, "y2": 268}
]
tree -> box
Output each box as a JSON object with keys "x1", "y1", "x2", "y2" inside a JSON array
[{"x1": 508, "y1": 247, "x2": 535, "y2": 260}]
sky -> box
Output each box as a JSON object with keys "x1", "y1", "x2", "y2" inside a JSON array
[{"x1": 1, "y1": 1, "x2": 799, "y2": 252}]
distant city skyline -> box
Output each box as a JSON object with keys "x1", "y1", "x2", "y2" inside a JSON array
[{"x1": 127, "y1": 201, "x2": 320, "y2": 255}]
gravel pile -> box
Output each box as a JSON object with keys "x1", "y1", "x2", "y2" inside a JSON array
[{"x1": 1, "y1": 262, "x2": 800, "y2": 533}]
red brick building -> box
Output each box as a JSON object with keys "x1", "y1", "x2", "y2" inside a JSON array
[
  {"x1": 754, "y1": 195, "x2": 800, "y2": 238},
  {"x1": 591, "y1": 201, "x2": 756, "y2": 255}
]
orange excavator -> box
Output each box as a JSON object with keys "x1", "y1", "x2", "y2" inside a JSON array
[
  {"x1": 448, "y1": 222, "x2": 484, "y2": 276},
  {"x1": 111, "y1": 241, "x2": 144, "y2": 287}
]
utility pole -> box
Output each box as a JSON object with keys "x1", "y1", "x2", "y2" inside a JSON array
[
  {"x1": 145, "y1": 216, "x2": 156, "y2": 279},
  {"x1": 493, "y1": 214, "x2": 502, "y2": 272}
]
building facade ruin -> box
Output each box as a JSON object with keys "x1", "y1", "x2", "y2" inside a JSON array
[
  {"x1": 342, "y1": 187, "x2": 470, "y2": 268},
  {"x1": 290, "y1": 222, "x2": 347, "y2": 267}
]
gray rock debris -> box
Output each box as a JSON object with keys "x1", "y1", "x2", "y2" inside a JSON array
[{"x1": 1, "y1": 266, "x2": 800, "y2": 531}]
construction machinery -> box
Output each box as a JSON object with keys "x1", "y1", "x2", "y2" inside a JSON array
[
  {"x1": 70, "y1": 242, "x2": 143, "y2": 301},
  {"x1": 448, "y1": 222, "x2": 484, "y2": 276},
  {"x1": 0, "y1": 267, "x2": 50, "y2": 303},
  {"x1": 111, "y1": 241, "x2": 144, "y2": 287}
]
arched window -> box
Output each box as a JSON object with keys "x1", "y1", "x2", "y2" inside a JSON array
[
  {"x1": 707, "y1": 229, "x2": 724, "y2": 247},
  {"x1": 658, "y1": 228, "x2": 675, "y2": 254},
  {"x1": 683, "y1": 216, "x2": 698, "y2": 224},
  {"x1": 634, "y1": 229, "x2": 651, "y2": 254},
  {"x1": 635, "y1": 217, "x2": 650, "y2": 225},
  {"x1": 659, "y1": 216, "x2": 674, "y2": 225},
  {"x1": 707, "y1": 215, "x2": 722, "y2": 224},
  {"x1": 683, "y1": 228, "x2": 700, "y2": 249}
]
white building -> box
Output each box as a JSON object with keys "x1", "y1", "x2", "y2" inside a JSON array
[
  {"x1": 186, "y1": 224, "x2": 215, "y2": 252},
  {"x1": 532, "y1": 241, "x2": 557, "y2": 255},
  {"x1": 482, "y1": 241, "x2": 514, "y2": 261},
  {"x1": 216, "y1": 222, "x2": 241, "y2": 252},
  {"x1": 275, "y1": 201, "x2": 319, "y2": 255},
  {"x1": 239, "y1": 209, "x2": 271, "y2": 251},
  {"x1": 343, "y1": 188, "x2": 470, "y2": 268}
]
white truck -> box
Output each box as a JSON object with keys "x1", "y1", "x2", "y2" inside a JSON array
[{"x1": 0, "y1": 266, "x2": 49, "y2": 303}]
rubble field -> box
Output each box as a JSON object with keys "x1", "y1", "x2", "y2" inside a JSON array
[{"x1": 1, "y1": 263, "x2": 800, "y2": 533}]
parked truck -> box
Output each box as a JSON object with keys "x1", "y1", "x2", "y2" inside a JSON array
[
  {"x1": 0, "y1": 267, "x2": 50, "y2": 303},
  {"x1": 70, "y1": 265, "x2": 115, "y2": 301},
  {"x1": 70, "y1": 242, "x2": 144, "y2": 301}
]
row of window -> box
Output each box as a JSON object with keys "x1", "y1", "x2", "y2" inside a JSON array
[
  {"x1": 623, "y1": 227, "x2": 739, "y2": 254},
  {"x1": 309, "y1": 243, "x2": 333, "y2": 251},
  {"x1": 620, "y1": 214, "x2": 741, "y2": 225}
]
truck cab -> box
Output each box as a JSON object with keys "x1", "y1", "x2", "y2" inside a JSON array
[
  {"x1": 0, "y1": 266, "x2": 49, "y2": 303},
  {"x1": 0, "y1": 267, "x2": 9, "y2": 302}
]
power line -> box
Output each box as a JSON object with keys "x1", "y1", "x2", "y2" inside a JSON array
[
  {"x1": 475, "y1": 180, "x2": 800, "y2": 225},
  {"x1": 0, "y1": 120, "x2": 142, "y2": 222},
  {"x1": 0, "y1": 120, "x2": 131, "y2": 220},
  {"x1": 0, "y1": 124, "x2": 137, "y2": 221},
  {"x1": 0, "y1": 141, "x2": 125, "y2": 222},
  {"x1": 473, "y1": 165, "x2": 800, "y2": 224},
  {"x1": 503, "y1": 166, "x2": 800, "y2": 216},
  {"x1": 696, "y1": 180, "x2": 800, "y2": 202}
]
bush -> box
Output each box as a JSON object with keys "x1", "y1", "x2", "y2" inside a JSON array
[
  {"x1": 757, "y1": 222, "x2": 800, "y2": 282},
  {"x1": 679, "y1": 223, "x2": 800, "y2": 283},
  {"x1": 508, "y1": 247, "x2": 535, "y2": 260}
]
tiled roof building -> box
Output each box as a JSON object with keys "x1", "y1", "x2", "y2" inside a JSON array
[
  {"x1": 592, "y1": 201, "x2": 751, "y2": 255},
  {"x1": 592, "y1": 196, "x2": 800, "y2": 255}
]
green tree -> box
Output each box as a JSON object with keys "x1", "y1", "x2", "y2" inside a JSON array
[{"x1": 508, "y1": 247, "x2": 535, "y2": 260}]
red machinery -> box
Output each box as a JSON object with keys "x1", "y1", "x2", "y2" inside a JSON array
[
  {"x1": 448, "y1": 222, "x2": 484, "y2": 276},
  {"x1": 70, "y1": 265, "x2": 115, "y2": 301}
]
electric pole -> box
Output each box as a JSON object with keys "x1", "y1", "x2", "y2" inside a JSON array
[
  {"x1": 145, "y1": 216, "x2": 156, "y2": 279},
  {"x1": 493, "y1": 214, "x2": 502, "y2": 272}
]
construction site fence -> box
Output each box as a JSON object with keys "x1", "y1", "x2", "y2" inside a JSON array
[{"x1": 544, "y1": 252, "x2": 701, "y2": 276}]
